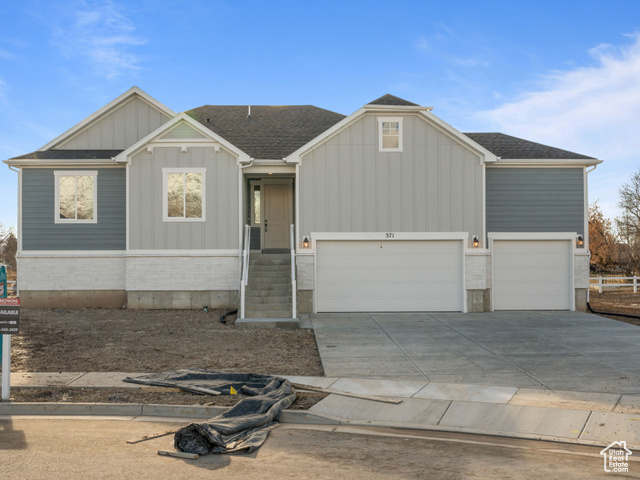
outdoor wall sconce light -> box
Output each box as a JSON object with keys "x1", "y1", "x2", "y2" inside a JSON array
[
  {"x1": 302, "y1": 236, "x2": 310, "y2": 249},
  {"x1": 577, "y1": 235, "x2": 584, "y2": 248},
  {"x1": 472, "y1": 236, "x2": 480, "y2": 248}
]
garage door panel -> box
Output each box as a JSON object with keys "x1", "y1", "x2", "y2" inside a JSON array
[
  {"x1": 493, "y1": 239, "x2": 571, "y2": 311},
  {"x1": 316, "y1": 240, "x2": 463, "y2": 312},
  {"x1": 321, "y1": 267, "x2": 461, "y2": 284}
]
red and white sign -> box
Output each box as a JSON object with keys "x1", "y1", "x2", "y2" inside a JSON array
[{"x1": 0, "y1": 298, "x2": 19, "y2": 306}]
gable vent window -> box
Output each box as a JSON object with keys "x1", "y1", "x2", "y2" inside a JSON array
[
  {"x1": 54, "y1": 170, "x2": 98, "y2": 224},
  {"x1": 378, "y1": 117, "x2": 403, "y2": 152},
  {"x1": 162, "y1": 168, "x2": 206, "y2": 222}
]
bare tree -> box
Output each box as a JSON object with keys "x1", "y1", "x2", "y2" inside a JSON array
[
  {"x1": 0, "y1": 231, "x2": 17, "y2": 270},
  {"x1": 616, "y1": 169, "x2": 640, "y2": 275}
]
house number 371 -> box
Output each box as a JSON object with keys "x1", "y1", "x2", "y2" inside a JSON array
[{"x1": 385, "y1": 233, "x2": 395, "y2": 238}]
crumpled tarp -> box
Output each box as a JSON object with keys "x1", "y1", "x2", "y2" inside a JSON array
[{"x1": 124, "y1": 369, "x2": 296, "y2": 455}]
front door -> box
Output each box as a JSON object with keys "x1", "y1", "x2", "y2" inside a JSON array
[{"x1": 263, "y1": 183, "x2": 291, "y2": 249}]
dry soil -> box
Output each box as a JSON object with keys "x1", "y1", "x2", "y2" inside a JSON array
[{"x1": 11, "y1": 308, "x2": 323, "y2": 375}]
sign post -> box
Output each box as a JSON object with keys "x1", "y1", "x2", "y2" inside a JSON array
[{"x1": 0, "y1": 298, "x2": 19, "y2": 401}]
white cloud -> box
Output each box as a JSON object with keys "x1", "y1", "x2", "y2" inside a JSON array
[
  {"x1": 449, "y1": 57, "x2": 488, "y2": 68},
  {"x1": 415, "y1": 36, "x2": 430, "y2": 52},
  {"x1": 20, "y1": 121, "x2": 60, "y2": 144},
  {"x1": 475, "y1": 34, "x2": 640, "y2": 221},
  {"x1": 52, "y1": 1, "x2": 146, "y2": 80},
  {"x1": 0, "y1": 48, "x2": 17, "y2": 60},
  {"x1": 476, "y1": 34, "x2": 640, "y2": 161}
]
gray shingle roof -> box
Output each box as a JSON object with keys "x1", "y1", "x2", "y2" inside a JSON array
[
  {"x1": 464, "y1": 133, "x2": 595, "y2": 160},
  {"x1": 11, "y1": 149, "x2": 124, "y2": 160},
  {"x1": 187, "y1": 105, "x2": 346, "y2": 159},
  {"x1": 8, "y1": 104, "x2": 595, "y2": 162},
  {"x1": 367, "y1": 94, "x2": 419, "y2": 106}
]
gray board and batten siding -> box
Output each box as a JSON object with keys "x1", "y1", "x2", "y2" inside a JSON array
[
  {"x1": 55, "y1": 96, "x2": 171, "y2": 150},
  {"x1": 129, "y1": 146, "x2": 240, "y2": 250},
  {"x1": 486, "y1": 167, "x2": 584, "y2": 235},
  {"x1": 298, "y1": 114, "x2": 484, "y2": 238},
  {"x1": 22, "y1": 168, "x2": 126, "y2": 250}
]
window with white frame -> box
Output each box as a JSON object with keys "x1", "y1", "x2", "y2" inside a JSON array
[
  {"x1": 162, "y1": 168, "x2": 206, "y2": 222},
  {"x1": 378, "y1": 117, "x2": 403, "y2": 152},
  {"x1": 54, "y1": 171, "x2": 98, "y2": 223}
]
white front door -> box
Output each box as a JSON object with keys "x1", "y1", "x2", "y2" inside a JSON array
[{"x1": 263, "y1": 183, "x2": 291, "y2": 249}]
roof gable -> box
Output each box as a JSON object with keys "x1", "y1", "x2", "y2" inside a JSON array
[
  {"x1": 40, "y1": 87, "x2": 176, "y2": 151},
  {"x1": 158, "y1": 122, "x2": 209, "y2": 141},
  {"x1": 114, "y1": 113, "x2": 251, "y2": 164},
  {"x1": 286, "y1": 107, "x2": 499, "y2": 164}
]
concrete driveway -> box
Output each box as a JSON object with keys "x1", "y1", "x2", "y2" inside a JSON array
[{"x1": 308, "y1": 311, "x2": 640, "y2": 394}]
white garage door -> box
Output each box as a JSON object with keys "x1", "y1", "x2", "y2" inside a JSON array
[
  {"x1": 315, "y1": 240, "x2": 464, "y2": 312},
  {"x1": 492, "y1": 240, "x2": 572, "y2": 311}
]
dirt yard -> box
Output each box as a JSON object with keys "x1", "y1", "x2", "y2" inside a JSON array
[
  {"x1": 589, "y1": 289, "x2": 640, "y2": 326},
  {"x1": 11, "y1": 308, "x2": 324, "y2": 376},
  {"x1": 9, "y1": 386, "x2": 326, "y2": 409}
]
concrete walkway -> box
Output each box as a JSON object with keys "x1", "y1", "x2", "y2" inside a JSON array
[
  {"x1": 4, "y1": 370, "x2": 640, "y2": 449},
  {"x1": 307, "y1": 311, "x2": 640, "y2": 394},
  {"x1": 3, "y1": 311, "x2": 640, "y2": 449}
]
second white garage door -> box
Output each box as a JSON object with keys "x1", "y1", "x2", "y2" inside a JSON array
[
  {"x1": 492, "y1": 239, "x2": 572, "y2": 311},
  {"x1": 315, "y1": 240, "x2": 464, "y2": 312}
]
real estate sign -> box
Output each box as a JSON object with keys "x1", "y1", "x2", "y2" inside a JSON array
[{"x1": 0, "y1": 298, "x2": 19, "y2": 334}]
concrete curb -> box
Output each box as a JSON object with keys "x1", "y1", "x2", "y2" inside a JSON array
[
  {"x1": 1, "y1": 401, "x2": 637, "y2": 451},
  {"x1": 0, "y1": 401, "x2": 340, "y2": 425}
]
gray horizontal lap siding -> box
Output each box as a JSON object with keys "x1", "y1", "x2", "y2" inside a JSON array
[
  {"x1": 486, "y1": 167, "x2": 584, "y2": 234},
  {"x1": 22, "y1": 168, "x2": 126, "y2": 250}
]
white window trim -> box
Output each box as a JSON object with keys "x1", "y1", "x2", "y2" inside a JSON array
[
  {"x1": 162, "y1": 168, "x2": 206, "y2": 222},
  {"x1": 54, "y1": 170, "x2": 98, "y2": 224},
  {"x1": 378, "y1": 117, "x2": 403, "y2": 152}
]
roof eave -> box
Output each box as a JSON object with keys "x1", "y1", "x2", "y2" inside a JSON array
[
  {"x1": 489, "y1": 158, "x2": 603, "y2": 167},
  {"x1": 3, "y1": 158, "x2": 120, "y2": 167}
]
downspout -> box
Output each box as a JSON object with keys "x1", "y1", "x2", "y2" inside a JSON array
[{"x1": 585, "y1": 164, "x2": 597, "y2": 304}]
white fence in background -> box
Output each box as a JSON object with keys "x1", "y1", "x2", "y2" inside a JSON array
[{"x1": 590, "y1": 276, "x2": 640, "y2": 294}]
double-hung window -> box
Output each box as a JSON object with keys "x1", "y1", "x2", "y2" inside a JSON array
[
  {"x1": 378, "y1": 117, "x2": 403, "y2": 152},
  {"x1": 162, "y1": 168, "x2": 206, "y2": 222},
  {"x1": 54, "y1": 170, "x2": 98, "y2": 223}
]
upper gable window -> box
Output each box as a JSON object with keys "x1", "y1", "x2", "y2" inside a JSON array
[
  {"x1": 54, "y1": 171, "x2": 98, "y2": 224},
  {"x1": 162, "y1": 168, "x2": 206, "y2": 222},
  {"x1": 378, "y1": 117, "x2": 403, "y2": 152}
]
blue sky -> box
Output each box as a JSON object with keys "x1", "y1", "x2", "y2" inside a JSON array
[{"x1": 1, "y1": 0, "x2": 640, "y2": 230}]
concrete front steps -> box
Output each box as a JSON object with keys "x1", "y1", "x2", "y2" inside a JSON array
[{"x1": 244, "y1": 253, "x2": 293, "y2": 319}]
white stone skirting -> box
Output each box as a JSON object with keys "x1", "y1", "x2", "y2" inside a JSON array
[{"x1": 18, "y1": 251, "x2": 240, "y2": 292}]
